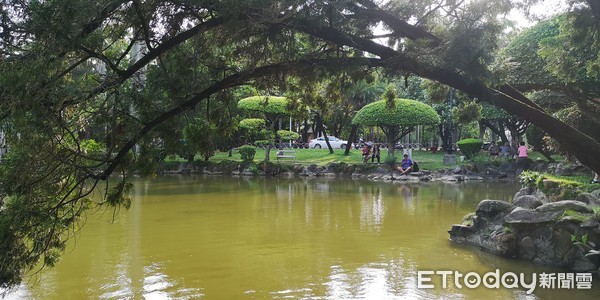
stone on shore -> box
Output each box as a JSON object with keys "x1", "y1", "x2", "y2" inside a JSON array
[
  {"x1": 512, "y1": 195, "x2": 543, "y2": 209},
  {"x1": 475, "y1": 200, "x2": 514, "y2": 217},
  {"x1": 504, "y1": 208, "x2": 562, "y2": 224},
  {"x1": 535, "y1": 200, "x2": 593, "y2": 214}
]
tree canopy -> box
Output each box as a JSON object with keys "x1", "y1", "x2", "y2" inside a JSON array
[
  {"x1": 353, "y1": 99, "x2": 440, "y2": 128},
  {"x1": 237, "y1": 96, "x2": 291, "y2": 119},
  {"x1": 353, "y1": 98, "x2": 439, "y2": 154}
]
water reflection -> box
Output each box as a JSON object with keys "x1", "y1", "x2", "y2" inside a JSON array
[{"x1": 6, "y1": 176, "x2": 599, "y2": 299}]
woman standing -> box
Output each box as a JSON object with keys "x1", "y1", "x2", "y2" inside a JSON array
[{"x1": 371, "y1": 144, "x2": 380, "y2": 164}]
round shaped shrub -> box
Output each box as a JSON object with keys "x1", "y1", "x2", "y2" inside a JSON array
[
  {"x1": 352, "y1": 98, "x2": 440, "y2": 127},
  {"x1": 457, "y1": 138, "x2": 483, "y2": 159},
  {"x1": 276, "y1": 130, "x2": 299, "y2": 141},
  {"x1": 239, "y1": 118, "x2": 266, "y2": 130},
  {"x1": 239, "y1": 145, "x2": 257, "y2": 161},
  {"x1": 237, "y1": 96, "x2": 290, "y2": 116},
  {"x1": 253, "y1": 140, "x2": 273, "y2": 148}
]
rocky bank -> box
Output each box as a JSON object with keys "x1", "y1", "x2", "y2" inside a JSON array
[
  {"x1": 448, "y1": 187, "x2": 600, "y2": 274},
  {"x1": 158, "y1": 158, "x2": 548, "y2": 183}
]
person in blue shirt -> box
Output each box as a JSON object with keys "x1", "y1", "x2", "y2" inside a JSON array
[{"x1": 397, "y1": 154, "x2": 413, "y2": 175}]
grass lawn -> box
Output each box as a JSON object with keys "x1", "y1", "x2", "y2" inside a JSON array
[
  {"x1": 163, "y1": 148, "x2": 600, "y2": 190},
  {"x1": 168, "y1": 147, "x2": 566, "y2": 170},
  {"x1": 162, "y1": 147, "x2": 600, "y2": 184}
]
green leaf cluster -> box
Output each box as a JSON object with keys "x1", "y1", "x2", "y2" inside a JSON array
[
  {"x1": 276, "y1": 130, "x2": 299, "y2": 141},
  {"x1": 239, "y1": 118, "x2": 266, "y2": 131},
  {"x1": 238, "y1": 145, "x2": 257, "y2": 162},
  {"x1": 237, "y1": 96, "x2": 291, "y2": 117},
  {"x1": 456, "y1": 138, "x2": 483, "y2": 159},
  {"x1": 352, "y1": 99, "x2": 440, "y2": 127},
  {"x1": 497, "y1": 18, "x2": 560, "y2": 86},
  {"x1": 454, "y1": 101, "x2": 482, "y2": 124},
  {"x1": 183, "y1": 118, "x2": 219, "y2": 161}
]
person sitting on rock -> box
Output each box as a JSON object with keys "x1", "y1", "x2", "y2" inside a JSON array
[{"x1": 396, "y1": 154, "x2": 413, "y2": 175}]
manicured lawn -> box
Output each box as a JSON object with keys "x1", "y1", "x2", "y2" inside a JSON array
[
  {"x1": 211, "y1": 148, "x2": 365, "y2": 165},
  {"x1": 167, "y1": 147, "x2": 567, "y2": 170},
  {"x1": 195, "y1": 148, "x2": 518, "y2": 169}
]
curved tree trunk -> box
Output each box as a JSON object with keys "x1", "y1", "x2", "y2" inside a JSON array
[
  {"x1": 345, "y1": 124, "x2": 358, "y2": 155},
  {"x1": 482, "y1": 120, "x2": 509, "y2": 144},
  {"x1": 478, "y1": 121, "x2": 486, "y2": 141},
  {"x1": 539, "y1": 150, "x2": 556, "y2": 163},
  {"x1": 315, "y1": 113, "x2": 334, "y2": 154},
  {"x1": 386, "y1": 131, "x2": 396, "y2": 158}
]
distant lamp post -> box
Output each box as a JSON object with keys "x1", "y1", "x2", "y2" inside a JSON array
[
  {"x1": 443, "y1": 88, "x2": 457, "y2": 165},
  {"x1": 447, "y1": 88, "x2": 454, "y2": 154}
]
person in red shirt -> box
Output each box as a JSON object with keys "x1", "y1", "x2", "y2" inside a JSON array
[{"x1": 362, "y1": 145, "x2": 371, "y2": 163}]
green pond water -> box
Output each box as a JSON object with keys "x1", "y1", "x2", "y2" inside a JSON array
[{"x1": 5, "y1": 176, "x2": 599, "y2": 299}]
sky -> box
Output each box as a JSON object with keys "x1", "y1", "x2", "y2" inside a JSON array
[
  {"x1": 371, "y1": 0, "x2": 573, "y2": 45},
  {"x1": 507, "y1": 0, "x2": 571, "y2": 29}
]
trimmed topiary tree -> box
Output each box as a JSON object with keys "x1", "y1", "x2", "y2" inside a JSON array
[
  {"x1": 237, "y1": 96, "x2": 290, "y2": 117},
  {"x1": 238, "y1": 145, "x2": 257, "y2": 162},
  {"x1": 238, "y1": 96, "x2": 291, "y2": 161},
  {"x1": 239, "y1": 118, "x2": 270, "y2": 144},
  {"x1": 456, "y1": 138, "x2": 483, "y2": 159},
  {"x1": 239, "y1": 118, "x2": 266, "y2": 130},
  {"x1": 276, "y1": 130, "x2": 299, "y2": 147},
  {"x1": 352, "y1": 98, "x2": 440, "y2": 156}
]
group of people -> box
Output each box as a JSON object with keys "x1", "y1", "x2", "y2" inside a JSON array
[
  {"x1": 487, "y1": 140, "x2": 529, "y2": 161},
  {"x1": 362, "y1": 144, "x2": 414, "y2": 175},
  {"x1": 361, "y1": 143, "x2": 381, "y2": 164},
  {"x1": 488, "y1": 140, "x2": 599, "y2": 184}
]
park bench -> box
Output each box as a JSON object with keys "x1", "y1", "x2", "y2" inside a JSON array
[{"x1": 276, "y1": 149, "x2": 295, "y2": 162}]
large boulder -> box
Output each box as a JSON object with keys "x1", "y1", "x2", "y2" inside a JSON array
[
  {"x1": 476, "y1": 200, "x2": 514, "y2": 218},
  {"x1": 518, "y1": 236, "x2": 536, "y2": 260},
  {"x1": 575, "y1": 193, "x2": 600, "y2": 206},
  {"x1": 555, "y1": 163, "x2": 591, "y2": 176},
  {"x1": 512, "y1": 187, "x2": 548, "y2": 203},
  {"x1": 499, "y1": 161, "x2": 516, "y2": 173},
  {"x1": 515, "y1": 157, "x2": 534, "y2": 172},
  {"x1": 535, "y1": 200, "x2": 593, "y2": 214},
  {"x1": 513, "y1": 195, "x2": 543, "y2": 209},
  {"x1": 504, "y1": 208, "x2": 562, "y2": 224}
]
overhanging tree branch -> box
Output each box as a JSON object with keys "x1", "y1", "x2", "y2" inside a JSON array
[
  {"x1": 290, "y1": 19, "x2": 600, "y2": 173},
  {"x1": 95, "y1": 57, "x2": 382, "y2": 180}
]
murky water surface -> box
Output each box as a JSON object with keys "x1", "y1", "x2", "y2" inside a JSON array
[{"x1": 6, "y1": 176, "x2": 599, "y2": 299}]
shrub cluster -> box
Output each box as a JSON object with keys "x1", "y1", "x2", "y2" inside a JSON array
[
  {"x1": 238, "y1": 145, "x2": 257, "y2": 161},
  {"x1": 457, "y1": 138, "x2": 483, "y2": 159}
]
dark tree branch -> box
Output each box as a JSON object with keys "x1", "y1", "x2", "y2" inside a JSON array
[
  {"x1": 586, "y1": 0, "x2": 600, "y2": 30},
  {"x1": 87, "y1": 17, "x2": 227, "y2": 100},
  {"x1": 349, "y1": 6, "x2": 441, "y2": 46},
  {"x1": 132, "y1": 0, "x2": 155, "y2": 50},
  {"x1": 78, "y1": 45, "x2": 124, "y2": 75},
  {"x1": 79, "y1": 0, "x2": 130, "y2": 38},
  {"x1": 290, "y1": 19, "x2": 600, "y2": 173}
]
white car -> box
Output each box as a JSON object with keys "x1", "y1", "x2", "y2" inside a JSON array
[{"x1": 308, "y1": 136, "x2": 348, "y2": 149}]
